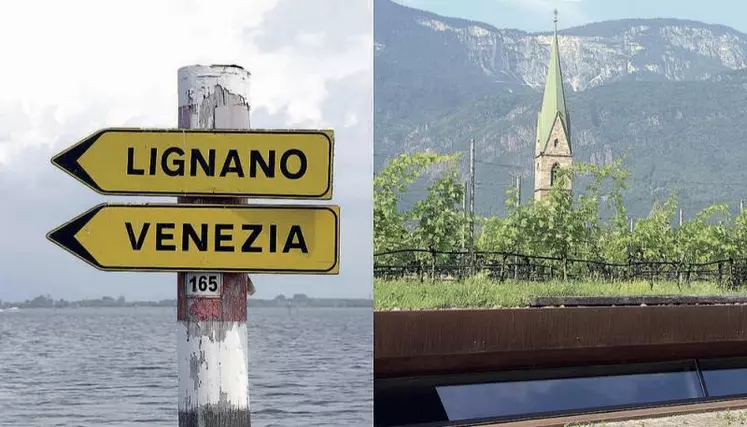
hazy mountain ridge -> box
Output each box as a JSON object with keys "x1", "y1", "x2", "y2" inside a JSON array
[
  {"x1": 380, "y1": 1, "x2": 747, "y2": 91},
  {"x1": 375, "y1": 0, "x2": 747, "y2": 219}
]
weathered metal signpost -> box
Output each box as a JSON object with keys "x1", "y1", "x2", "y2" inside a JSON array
[{"x1": 47, "y1": 64, "x2": 339, "y2": 427}]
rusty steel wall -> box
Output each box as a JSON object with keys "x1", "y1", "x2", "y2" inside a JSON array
[{"x1": 374, "y1": 306, "x2": 747, "y2": 378}]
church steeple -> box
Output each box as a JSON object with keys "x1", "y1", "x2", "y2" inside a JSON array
[
  {"x1": 536, "y1": 9, "x2": 570, "y2": 154},
  {"x1": 533, "y1": 10, "x2": 573, "y2": 201}
]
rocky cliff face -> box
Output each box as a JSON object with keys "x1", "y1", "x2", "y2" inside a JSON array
[{"x1": 377, "y1": 1, "x2": 747, "y2": 92}]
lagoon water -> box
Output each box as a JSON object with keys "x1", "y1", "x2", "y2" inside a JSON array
[{"x1": 0, "y1": 307, "x2": 372, "y2": 426}]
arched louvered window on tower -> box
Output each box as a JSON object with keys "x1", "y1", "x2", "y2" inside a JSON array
[{"x1": 550, "y1": 163, "x2": 560, "y2": 187}]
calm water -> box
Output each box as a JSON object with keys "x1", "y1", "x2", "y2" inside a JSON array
[{"x1": 0, "y1": 307, "x2": 372, "y2": 426}]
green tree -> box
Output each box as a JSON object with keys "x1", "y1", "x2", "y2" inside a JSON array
[
  {"x1": 374, "y1": 151, "x2": 466, "y2": 274},
  {"x1": 629, "y1": 197, "x2": 677, "y2": 262},
  {"x1": 410, "y1": 157, "x2": 465, "y2": 252},
  {"x1": 374, "y1": 152, "x2": 453, "y2": 253},
  {"x1": 675, "y1": 204, "x2": 734, "y2": 264},
  {"x1": 733, "y1": 209, "x2": 747, "y2": 258},
  {"x1": 376, "y1": 148, "x2": 747, "y2": 285}
]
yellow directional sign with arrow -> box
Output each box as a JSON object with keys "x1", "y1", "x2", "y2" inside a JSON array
[
  {"x1": 51, "y1": 128, "x2": 334, "y2": 199},
  {"x1": 47, "y1": 203, "x2": 340, "y2": 274}
]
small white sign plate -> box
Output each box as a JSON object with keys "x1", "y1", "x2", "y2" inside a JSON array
[{"x1": 184, "y1": 273, "x2": 222, "y2": 298}]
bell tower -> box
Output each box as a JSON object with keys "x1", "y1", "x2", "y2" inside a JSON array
[{"x1": 533, "y1": 10, "x2": 573, "y2": 201}]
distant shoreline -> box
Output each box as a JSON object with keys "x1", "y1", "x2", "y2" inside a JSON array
[{"x1": 0, "y1": 295, "x2": 374, "y2": 310}]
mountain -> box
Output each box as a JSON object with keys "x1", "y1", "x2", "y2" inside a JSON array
[{"x1": 374, "y1": 0, "x2": 747, "y2": 219}]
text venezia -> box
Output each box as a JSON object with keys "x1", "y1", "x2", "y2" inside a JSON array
[{"x1": 125, "y1": 222, "x2": 309, "y2": 254}]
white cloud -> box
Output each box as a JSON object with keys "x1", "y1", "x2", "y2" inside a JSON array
[
  {"x1": 0, "y1": 0, "x2": 373, "y2": 300},
  {"x1": 0, "y1": 0, "x2": 371, "y2": 165}
]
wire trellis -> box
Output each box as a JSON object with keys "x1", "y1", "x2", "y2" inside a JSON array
[{"x1": 374, "y1": 249, "x2": 747, "y2": 288}]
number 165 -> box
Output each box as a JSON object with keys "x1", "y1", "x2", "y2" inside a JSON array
[{"x1": 188, "y1": 275, "x2": 218, "y2": 292}]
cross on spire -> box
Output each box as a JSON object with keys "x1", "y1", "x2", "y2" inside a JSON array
[{"x1": 553, "y1": 9, "x2": 558, "y2": 33}]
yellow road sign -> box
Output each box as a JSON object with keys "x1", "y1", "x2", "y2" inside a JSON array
[
  {"x1": 51, "y1": 128, "x2": 334, "y2": 199},
  {"x1": 47, "y1": 203, "x2": 340, "y2": 274}
]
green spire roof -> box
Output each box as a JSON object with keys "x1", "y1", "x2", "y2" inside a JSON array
[{"x1": 536, "y1": 11, "x2": 570, "y2": 153}]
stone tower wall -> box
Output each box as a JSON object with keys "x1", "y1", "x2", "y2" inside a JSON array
[{"x1": 534, "y1": 115, "x2": 572, "y2": 201}]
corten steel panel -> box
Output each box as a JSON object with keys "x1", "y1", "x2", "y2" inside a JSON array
[{"x1": 374, "y1": 306, "x2": 747, "y2": 379}]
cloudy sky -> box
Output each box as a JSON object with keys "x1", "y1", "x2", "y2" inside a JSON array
[
  {"x1": 394, "y1": 0, "x2": 747, "y2": 33},
  {"x1": 0, "y1": 0, "x2": 372, "y2": 302}
]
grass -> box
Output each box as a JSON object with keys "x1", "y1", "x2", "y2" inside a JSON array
[{"x1": 374, "y1": 273, "x2": 742, "y2": 310}]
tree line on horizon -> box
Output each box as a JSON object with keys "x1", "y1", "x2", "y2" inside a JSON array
[{"x1": 0, "y1": 293, "x2": 373, "y2": 309}]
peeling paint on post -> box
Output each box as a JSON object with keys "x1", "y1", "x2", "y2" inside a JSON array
[{"x1": 176, "y1": 65, "x2": 251, "y2": 427}]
